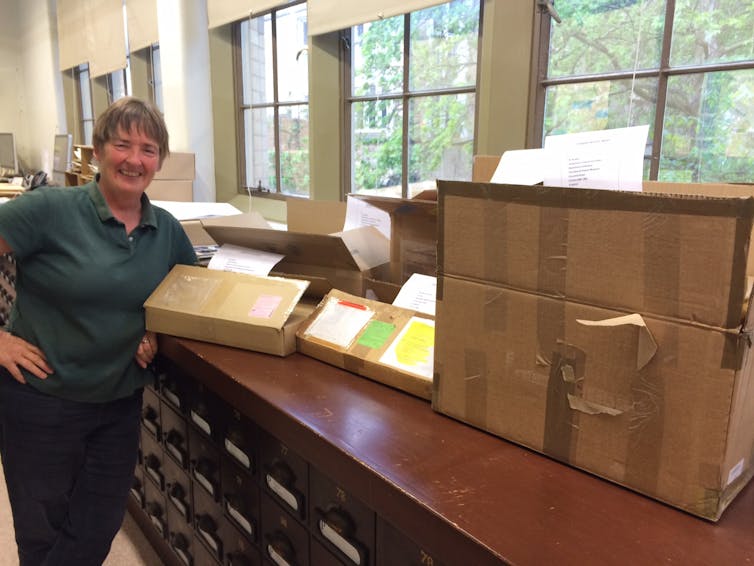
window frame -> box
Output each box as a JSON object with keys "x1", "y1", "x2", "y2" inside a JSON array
[
  {"x1": 341, "y1": 2, "x2": 484, "y2": 199},
  {"x1": 530, "y1": 0, "x2": 754, "y2": 181},
  {"x1": 74, "y1": 64, "x2": 95, "y2": 146},
  {"x1": 233, "y1": 0, "x2": 310, "y2": 198}
]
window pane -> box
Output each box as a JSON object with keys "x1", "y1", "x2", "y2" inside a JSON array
[
  {"x1": 110, "y1": 70, "x2": 127, "y2": 101},
  {"x1": 241, "y1": 15, "x2": 273, "y2": 105},
  {"x1": 352, "y1": 18, "x2": 404, "y2": 97},
  {"x1": 548, "y1": 1, "x2": 665, "y2": 78},
  {"x1": 543, "y1": 79, "x2": 657, "y2": 139},
  {"x1": 277, "y1": 4, "x2": 308, "y2": 103},
  {"x1": 408, "y1": 93, "x2": 474, "y2": 197},
  {"x1": 409, "y1": 0, "x2": 479, "y2": 91},
  {"x1": 151, "y1": 46, "x2": 163, "y2": 112},
  {"x1": 659, "y1": 70, "x2": 754, "y2": 183},
  {"x1": 245, "y1": 107, "x2": 276, "y2": 191},
  {"x1": 671, "y1": 0, "x2": 754, "y2": 66},
  {"x1": 279, "y1": 104, "x2": 309, "y2": 196},
  {"x1": 351, "y1": 99, "x2": 403, "y2": 196}
]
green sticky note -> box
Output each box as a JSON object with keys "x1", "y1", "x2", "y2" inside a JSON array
[{"x1": 357, "y1": 320, "x2": 396, "y2": 349}]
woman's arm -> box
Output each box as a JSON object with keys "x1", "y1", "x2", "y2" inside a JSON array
[{"x1": 0, "y1": 235, "x2": 12, "y2": 254}]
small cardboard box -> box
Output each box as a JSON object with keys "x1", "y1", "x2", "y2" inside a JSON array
[
  {"x1": 297, "y1": 289, "x2": 434, "y2": 400},
  {"x1": 202, "y1": 201, "x2": 390, "y2": 298},
  {"x1": 148, "y1": 152, "x2": 195, "y2": 201},
  {"x1": 346, "y1": 194, "x2": 438, "y2": 285},
  {"x1": 147, "y1": 180, "x2": 193, "y2": 202},
  {"x1": 433, "y1": 178, "x2": 754, "y2": 520},
  {"x1": 144, "y1": 264, "x2": 311, "y2": 356},
  {"x1": 155, "y1": 152, "x2": 195, "y2": 180}
]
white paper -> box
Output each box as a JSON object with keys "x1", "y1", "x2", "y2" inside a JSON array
[
  {"x1": 379, "y1": 316, "x2": 435, "y2": 380},
  {"x1": 344, "y1": 195, "x2": 392, "y2": 240},
  {"x1": 491, "y1": 149, "x2": 550, "y2": 185},
  {"x1": 304, "y1": 296, "x2": 374, "y2": 348},
  {"x1": 392, "y1": 273, "x2": 437, "y2": 317},
  {"x1": 543, "y1": 125, "x2": 649, "y2": 191},
  {"x1": 151, "y1": 200, "x2": 242, "y2": 221},
  {"x1": 207, "y1": 243, "x2": 284, "y2": 276}
]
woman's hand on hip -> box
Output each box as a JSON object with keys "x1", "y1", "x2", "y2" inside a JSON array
[
  {"x1": 0, "y1": 331, "x2": 52, "y2": 383},
  {"x1": 135, "y1": 331, "x2": 158, "y2": 369}
]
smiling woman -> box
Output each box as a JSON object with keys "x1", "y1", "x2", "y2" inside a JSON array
[{"x1": 0, "y1": 97, "x2": 197, "y2": 565}]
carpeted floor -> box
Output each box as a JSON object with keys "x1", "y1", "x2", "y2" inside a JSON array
[{"x1": 0, "y1": 459, "x2": 163, "y2": 566}]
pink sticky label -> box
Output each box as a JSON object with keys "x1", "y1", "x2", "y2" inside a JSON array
[{"x1": 249, "y1": 295, "x2": 283, "y2": 319}]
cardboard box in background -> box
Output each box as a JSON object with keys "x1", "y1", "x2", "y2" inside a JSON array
[
  {"x1": 145, "y1": 264, "x2": 311, "y2": 356},
  {"x1": 148, "y1": 152, "x2": 196, "y2": 202},
  {"x1": 347, "y1": 194, "x2": 438, "y2": 285},
  {"x1": 147, "y1": 180, "x2": 193, "y2": 202},
  {"x1": 433, "y1": 178, "x2": 754, "y2": 520},
  {"x1": 297, "y1": 289, "x2": 434, "y2": 400},
  {"x1": 154, "y1": 152, "x2": 195, "y2": 180},
  {"x1": 202, "y1": 201, "x2": 390, "y2": 298}
]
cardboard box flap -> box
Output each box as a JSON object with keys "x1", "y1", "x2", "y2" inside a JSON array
[
  {"x1": 202, "y1": 223, "x2": 389, "y2": 272},
  {"x1": 144, "y1": 264, "x2": 309, "y2": 330},
  {"x1": 286, "y1": 198, "x2": 346, "y2": 234},
  {"x1": 437, "y1": 179, "x2": 754, "y2": 329},
  {"x1": 346, "y1": 194, "x2": 438, "y2": 283},
  {"x1": 201, "y1": 212, "x2": 271, "y2": 230}
]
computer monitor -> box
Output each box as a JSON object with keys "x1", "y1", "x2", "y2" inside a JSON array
[
  {"x1": 0, "y1": 133, "x2": 18, "y2": 176},
  {"x1": 52, "y1": 134, "x2": 73, "y2": 186}
]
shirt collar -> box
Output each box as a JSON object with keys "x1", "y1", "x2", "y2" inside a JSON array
[{"x1": 86, "y1": 175, "x2": 158, "y2": 229}]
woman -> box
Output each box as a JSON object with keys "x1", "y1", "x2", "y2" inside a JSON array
[{"x1": 0, "y1": 97, "x2": 196, "y2": 565}]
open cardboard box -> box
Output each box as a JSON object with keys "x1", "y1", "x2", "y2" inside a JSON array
[
  {"x1": 201, "y1": 199, "x2": 390, "y2": 298},
  {"x1": 297, "y1": 289, "x2": 434, "y2": 400},
  {"x1": 433, "y1": 175, "x2": 754, "y2": 520},
  {"x1": 346, "y1": 194, "x2": 438, "y2": 303},
  {"x1": 144, "y1": 264, "x2": 312, "y2": 356}
]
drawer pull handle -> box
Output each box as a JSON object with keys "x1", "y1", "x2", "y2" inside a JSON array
[
  {"x1": 225, "y1": 438, "x2": 251, "y2": 469},
  {"x1": 226, "y1": 501, "x2": 254, "y2": 536},
  {"x1": 267, "y1": 544, "x2": 292, "y2": 566},
  {"x1": 266, "y1": 474, "x2": 299, "y2": 512},
  {"x1": 319, "y1": 519, "x2": 362, "y2": 565},
  {"x1": 190, "y1": 410, "x2": 212, "y2": 436}
]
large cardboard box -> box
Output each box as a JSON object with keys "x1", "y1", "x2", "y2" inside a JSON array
[
  {"x1": 201, "y1": 200, "x2": 390, "y2": 298},
  {"x1": 433, "y1": 179, "x2": 754, "y2": 520},
  {"x1": 473, "y1": 155, "x2": 754, "y2": 278},
  {"x1": 297, "y1": 289, "x2": 434, "y2": 400},
  {"x1": 144, "y1": 264, "x2": 311, "y2": 356}
]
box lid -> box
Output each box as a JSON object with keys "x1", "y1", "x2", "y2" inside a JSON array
[
  {"x1": 202, "y1": 222, "x2": 389, "y2": 272},
  {"x1": 144, "y1": 264, "x2": 309, "y2": 330}
]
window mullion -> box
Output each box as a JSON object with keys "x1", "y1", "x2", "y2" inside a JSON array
[
  {"x1": 650, "y1": 0, "x2": 676, "y2": 179},
  {"x1": 271, "y1": 12, "x2": 282, "y2": 193},
  {"x1": 402, "y1": 13, "x2": 411, "y2": 199}
]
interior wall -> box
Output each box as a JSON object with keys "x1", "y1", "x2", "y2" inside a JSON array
[{"x1": 0, "y1": 0, "x2": 66, "y2": 175}]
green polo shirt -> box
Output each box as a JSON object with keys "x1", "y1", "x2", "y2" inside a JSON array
[{"x1": 0, "y1": 181, "x2": 196, "y2": 402}]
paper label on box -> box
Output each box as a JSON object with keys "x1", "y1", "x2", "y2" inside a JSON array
[
  {"x1": 727, "y1": 458, "x2": 745, "y2": 486},
  {"x1": 249, "y1": 294, "x2": 282, "y2": 319},
  {"x1": 304, "y1": 297, "x2": 374, "y2": 348},
  {"x1": 357, "y1": 320, "x2": 396, "y2": 349},
  {"x1": 379, "y1": 317, "x2": 435, "y2": 379}
]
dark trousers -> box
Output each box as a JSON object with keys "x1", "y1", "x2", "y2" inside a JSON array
[{"x1": 0, "y1": 370, "x2": 143, "y2": 566}]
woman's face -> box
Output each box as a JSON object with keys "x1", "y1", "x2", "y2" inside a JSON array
[{"x1": 94, "y1": 125, "x2": 160, "y2": 199}]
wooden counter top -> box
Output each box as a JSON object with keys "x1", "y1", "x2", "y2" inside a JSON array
[{"x1": 160, "y1": 335, "x2": 754, "y2": 566}]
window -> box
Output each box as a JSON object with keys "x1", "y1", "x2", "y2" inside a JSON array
[
  {"x1": 345, "y1": 0, "x2": 481, "y2": 198},
  {"x1": 76, "y1": 64, "x2": 95, "y2": 145},
  {"x1": 535, "y1": 0, "x2": 754, "y2": 183},
  {"x1": 107, "y1": 64, "x2": 131, "y2": 103},
  {"x1": 237, "y1": 1, "x2": 309, "y2": 196},
  {"x1": 149, "y1": 45, "x2": 164, "y2": 112}
]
